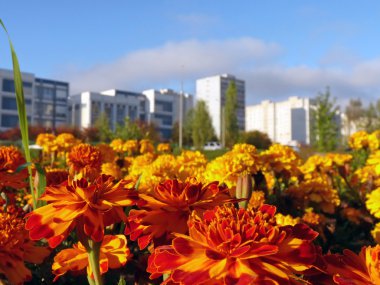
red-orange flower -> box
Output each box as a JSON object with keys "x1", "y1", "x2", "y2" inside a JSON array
[
  {"x1": 45, "y1": 167, "x2": 69, "y2": 186},
  {"x1": 148, "y1": 204, "x2": 318, "y2": 285},
  {"x1": 126, "y1": 178, "x2": 235, "y2": 249},
  {"x1": 52, "y1": 235, "x2": 130, "y2": 281},
  {"x1": 26, "y1": 174, "x2": 139, "y2": 248},
  {"x1": 67, "y1": 143, "x2": 102, "y2": 180},
  {"x1": 319, "y1": 245, "x2": 380, "y2": 284},
  {"x1": 0, "y1": 145, "x2": 28, "y2": 190},
  {"x1": 0, "y1": 212, "x2": 50, "y2": 285}
]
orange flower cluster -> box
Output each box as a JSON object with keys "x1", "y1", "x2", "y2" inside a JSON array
[
  {"x1": 0, "y1": 145, "x2": 28, "y2": 190},
  {"x1": 148, "y1": 204, "x2": 318, "y2": 284}
]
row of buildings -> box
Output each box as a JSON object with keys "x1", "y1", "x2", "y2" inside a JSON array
[{"x1": 0, "y1": 67, "x2": 339, "y2": 145}]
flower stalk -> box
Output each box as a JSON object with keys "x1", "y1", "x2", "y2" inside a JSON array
[{"x1": 87, "y1": 239, "x2": 103, "y2": 285}]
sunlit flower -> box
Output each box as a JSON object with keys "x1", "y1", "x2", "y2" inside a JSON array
[
  {"x1": 366, "y1": 187, "x2": 380, "y2": 218},
  {"x1": 176, "y1": 150, "x2": 208, "y2": 181},
  {"x1": 0, "y1": 212, "x2": 50, "y2": 285},
  {"x1": 110, "y1": 138, "x2": 125, "y2": 153},
  {"x1": 140, "y1": 139, "x2": 154, "y2": 154},
  {"x1": 247, "y1": 190, "x2": 265, "y2": 209},
  {"x1": 371, "y1": 222, "x2": 380, "y2": 244},
  {"x1": 286, "y1": 178, "x2": 340, "y2": 214},
  {"x1": 300, "y1": 155, "x2": 334, "y2": 180},
  {"x1": 67, "y1": 143, "x2": 102, "y2": 180},
  {"x1": 126, "y1": 178, "x2": 234, "y2": 249},
  {"x1": 124, "y1": 140, "x2": 139, "y2": 155},
  {"x1": 56, "y1": 133, "x2": 80, "y2": 153},
  {"x1": 126, "y1": 153, "x2": 156, "y2": 180},
  {"x1": 261, "y1": 144, "x2": 302, "y2": 178},
  {"x1": 0, "y1": 146, "x2": 28, "y2": 190},
  {"x1": 101, "y1": 162, "x2": 122, "y2": 180},
  {"x1": 148, "y1": 204, "x2": 318, "y2": 285},
  {"x1": 322, "y1": 245, "x2": 380, "y2": 284},
  {"x1": 204, "y1": 144, "x2": 261, "y2": 188},
  {"x1": 369, "y1": 130, "x2": 380, "y2": 151},
  {"x1": 275, "y1": 213, "x2": 301, "y2": 226},
  {"x1": 26, "y1": 174, "x2": 139, "y2": 248},
  {"x1": 302, "y1": 208, "x2": 322, "y2": 226},
  {"x1": 367, "y1": 150, "x2": 380, "y2": 176},
  {"x1": 52, "y1": 235, "x2": 130, "y2": 281},
  {"x1": 157, "y1": 143, "x2": 171, "y2": 153},
  {"x1": 36, "y1": 133, "x2": 58, "y2": 154}
]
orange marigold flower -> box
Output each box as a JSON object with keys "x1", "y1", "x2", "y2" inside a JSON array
[
  {"x1": 124, "y1": 140, "x2": 139, "y2": 155},
  {"x1": 110, "y1": 138, "x2": 125, "y2": 153},
  {"x1": 52, "y1": 235, "x2": 130, "y2": 281},
  {"x1": 157, "y1": 143, "x2": 171, "y2": 153},
  {"x1": 322, "y1": 245, "x2": 380, "y2": 284},
  {"x1": 275, "y1": 213, "x2": 301, "y2": 226},
  {"x1": 302, "y1": 208, "x2": 323, "y2": 225},
  {"x1": 36, "y1": 133, "x2": 58, "y2": 154},
  {"x1": 45, "y1": 167, "x2": 69, "y2": 186},
  {"x1": 0, "y1": 212, "x2": 50, "y2": 285},
  {"x1": 101, "y1": 162, "x2": 122, "y2": 180},
  {"x1": 176, "y1": 150, "x2": 208, "y2": 182},
  {"x1": 247, "y1": 190, "x2": 265, "y2": 209},
  {"x1": 56, "y1": 133, "x2": 80, "y2": 153},
  {"x1": 147, "y1": 204, "x2": 318, "y2": 285},
  {"x1": 67, "y1": 143, "x2": 102, "y2": 180},
  {"x1": 25, "y1": 174, "x2": 139, "y2": 248},
  {"x1": 140, "y1": 139, "x2": 154, "y2": 154},
  {"x1": 97, "y1": 143, "x2": 117, "y2": 163},
  {"x1": 125, "y1": 178, "x2": 234, "y2": 249},
  {"x1": 0, "y1": 146, "x2": 28, "y2": 190}
]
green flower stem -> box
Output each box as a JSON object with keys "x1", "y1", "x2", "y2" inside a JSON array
[{"x1": 87, "y1": 239, "x2": 103, "y2": 285}]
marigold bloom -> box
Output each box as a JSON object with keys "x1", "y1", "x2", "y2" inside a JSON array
[
  {"x1": 45, "y1": 167, "x2": 69, "y2": 186},
  {"x1": 176, "y1": 150, "x2": 208, "y2": 181},
  {"x1": 101, "y1": 162, "x2": 122, "y2": 180},
  {"x1": 147, "y1": 204, "x2": 318, "y2": 285},
  {"x1": 275, "y1": 213, "x2": 301, "y2": 226},
  {"x1": 367, "y1": 150, "x2": 380, "y2": 176},
  {"x1": 366, "y1": 187, "x2": 380, "y2": 218},
  {"x1": 349, "y1": 130, "x2": 370, "y2": 150},
  {"x1": 56, "y1": 133, "x2": 80, "y2": 153},
  {"x1": 302, "y1": 208, "x2": 322, "y2": 226},
  {"x1": 0, "y1": 212, "x2": 50, "y2": 285},
  {"x1": 67, "y1": 143, "x2": 102, "y2": 180},
  {"x1": 157, "y1": 143, "x2": 171, "y2": 153},
  {"x1": 247, "y1": 190, "x2": 265, "y2": 209},
  {"x1": 36, "y1": 133, "x2": 58, "y2": 154},
  {"x1": 126, "y1": 178, "x2": 234, "y2": 249},
  {"x1": 110, "y1": 138, "x2": 125, "y2": 153},
  {"x1": 52, "y1": 235, "x2": 130, "y2": 281},
  {"x1": 97, "y1": 143, "x2": 117, "y2": 163},
  {"x1": 368, "y1": 130, "x2": 380, "y2": 151},
  {"x1": 261, "y1": 144, "x2": 302, "y2": 178},
  {"x1": 0, "y1": 146, "x2": 28, "y2": 189},
  {"x1": 322, "y1": 245, "x2": 380, "y2": 284},
  {"x1": 286, "y1": 178, "x2": 340, "y2": 214},
  {"x1": 140, "y1": 139, "x2": 154, "y2": 154},
  {"x1": 371, "y1": 222, "x2": 380, "y2": 244},
  {"x1": 124, "y1": 139, "x2": 139, "y2": 155},
  {"x1": 25, "y1": 174, "x2": 139, "y2": 248}
]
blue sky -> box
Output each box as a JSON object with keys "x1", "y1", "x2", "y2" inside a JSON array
[{"x1": 1, "y1": 1, "x2": 380, "y2": 105}]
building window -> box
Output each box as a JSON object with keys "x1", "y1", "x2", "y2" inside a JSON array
[
  {"x1": 159, "y1": 128, "x2": 172, "y2": 139},
  {"x1": 2, "y1": 97, "x2": 17, "y2": 110},
  {"x1": 156, "y1": 100, "x2": 173, "y2": 112},
  {"x1": 2, "y1": 79, "x2": 33, "y2": 93},
  {"x1": 155, "y1": 114, "x2": 172, "y2": 126},
  {"x1": 1, "y1": 114, "x2": 19, "y2": 127}
]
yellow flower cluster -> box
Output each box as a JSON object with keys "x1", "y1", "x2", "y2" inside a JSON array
[{"x1": 349, "y1": 130, "x2": 380, "y2": 151}]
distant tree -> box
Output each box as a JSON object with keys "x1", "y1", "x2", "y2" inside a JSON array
[
  {"x1": 345, "y1": 98, "x2": 363, "y2": 136},
  {"x1": 224, "y1": 81, "x2": 239, "y2": 147},
  {"x1": 361, "y1": 101, "x2": 380, "y2": 133},
  {"x1": 192, "y1": 100, "x2": 215, "y2": 149},
  {"x1": 310, "y1": 87, "x2": 340, "y2": 152},
  {"x1": 183, "y1": 109, "x2": 194, "y2": 145},
  {"x1": 94, "y1": 112, "x2": 113, "y2": 142},
  {"x1": 115, "y1": 117, "x2": 142, "y2": 140},
  {"x1": 239, "y1": 130, "x2": 272, "y2": 150}
]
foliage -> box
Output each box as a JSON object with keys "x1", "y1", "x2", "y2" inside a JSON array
[
  {"x1": 239, "y1": 130, "x2": 272, "y2": 150},
  {"x1": 94, "y1": 112, "x2": 113, "y2": 142},
  {"x1": 191, "y1": 100, "x2": 215, "y2": 149},
  {"x1": 345, "y1": 98, "x2": 364, "y2": 136},
  {"x1": 361, "y1": 100, "x2": 380, "y2": 133},
  {"x1": 224, "y1": 80, "x2": 239, "y2": 147},
  {"x1": 172, "y1": 109, "x2": 194, "y2": 145},
  {"x1": 310, "y1": 87, "x2": 340, "y2": 152}
]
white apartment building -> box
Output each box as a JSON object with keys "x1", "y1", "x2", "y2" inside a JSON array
[
  {"x1": 68, "y1": 89, "x2": 148, "y2": 131},
  {"x1": 246, "y1": 96, "x2": 312, "y2": 145},
  {"x1": 196, "y1": 74, "x2": 245, "y2": 139},
  {"x1": 143, "y1": 89, "x2": 193, "y2": 140},
  {"x1": 0, "y1": 68, "x2": 69, "y2": 131}
]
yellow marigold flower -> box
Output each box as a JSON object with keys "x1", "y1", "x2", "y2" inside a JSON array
[
  {"x1": 52, "y1": 235, "x2": 130, "y2": 281},
  {"x1": 110, "y1": 138, "x2": 125, "y2": 153},
  {"x1": 322, "y1": 245, "x2": 380, "y2": 284},
  {"x1": 140, "y1": 139, "x2": 154, "y2": 154},
  {"x1": 301, "y1": 154, "x2": 334, "y2": 180},
  {"x1": 101, "y1": 162, "x2": 122, "y2": 180},
  {"x1": 247, "y1": 190, "x2": 265, "y2": 209},
  {"x1": 176, "y1": 150, "x2": 208, "y2": 181},
  {"x1": 275, "y1": 213, "x2": 301, "y2": 226},
  {"x1": 55, "y1": 133, "x2": 80, "y2": 152},
  {"x1": 367, "y1": 150, "x2": 380, "y2": 176},
  {"x1": 96, "y1": 143, "x2": 117, "y2": 163},
  {"x1": 25, "y1": 175, "x2": 139, "y2": 248},
  {"x1": 369, "y1": 130, "x2": 380, "y2": 151},
  {"x1": 349, "y1": 130, "x2": 370, "y2": 150},
  {"x1": 124, "y1": 139, "x2": 138, "y2": 155},
  {"x1": 286, "y1": 178, "x2": 340, "y2": 214},
  {"x1": 36, "y1": 133, "x2": 58, "y2": 154},
  {"x1": 45, "y1": 167, "x2": 69, "y2": 186},
  {"x1": 204, "y1": 144, "x2": 261, "y2": 188},
  {"x1": 372, "y1": 222, "x2": 380, "y2": 244},
  {"x1": 126, "y1": 153, "x2": 156, "y2": 180},
  {"x1": 366, "y1": 188, "x2": 380, "y2": 218},
  {"x1": 126, "y1": 178, "x2": 234, "y2": 249},
  {"x1": 157, "y1": 143, "x2": 171, "y2": 153},
  {"x1": 67, "y1": 143, "x2": 102, "y2": 180},
  {"x1": 0, "y1": 212, "x2": 50, "y2": 285},
  {"x1": 261, "y1": 144, "x2": 302, "y2": 178},
  {"x1": 0, "y1": 146, "x2": 28, "y2": 190},
  {"x1": 302, "y1": 208, "x2": 322, "y2": 225},
  {"x1": 147, "y1": 204, "x2": 318, "y2": 285}
]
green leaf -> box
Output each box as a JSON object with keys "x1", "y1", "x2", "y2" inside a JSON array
[{"x1": 0, "y1": 19, "x2": 36, "y2": 208}]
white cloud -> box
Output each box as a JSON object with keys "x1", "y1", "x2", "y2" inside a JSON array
[{"x1": 57, "y1": 37, "x2": 380, "y2": 106}]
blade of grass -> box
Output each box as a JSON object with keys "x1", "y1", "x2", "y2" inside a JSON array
[{"x1": 0, "y1": 19, "x2": 36, "y2": 208}]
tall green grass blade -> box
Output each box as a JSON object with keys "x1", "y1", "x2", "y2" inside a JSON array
[{"x1": 0, "y1": 19, "x2": 36, "y2": 208}]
